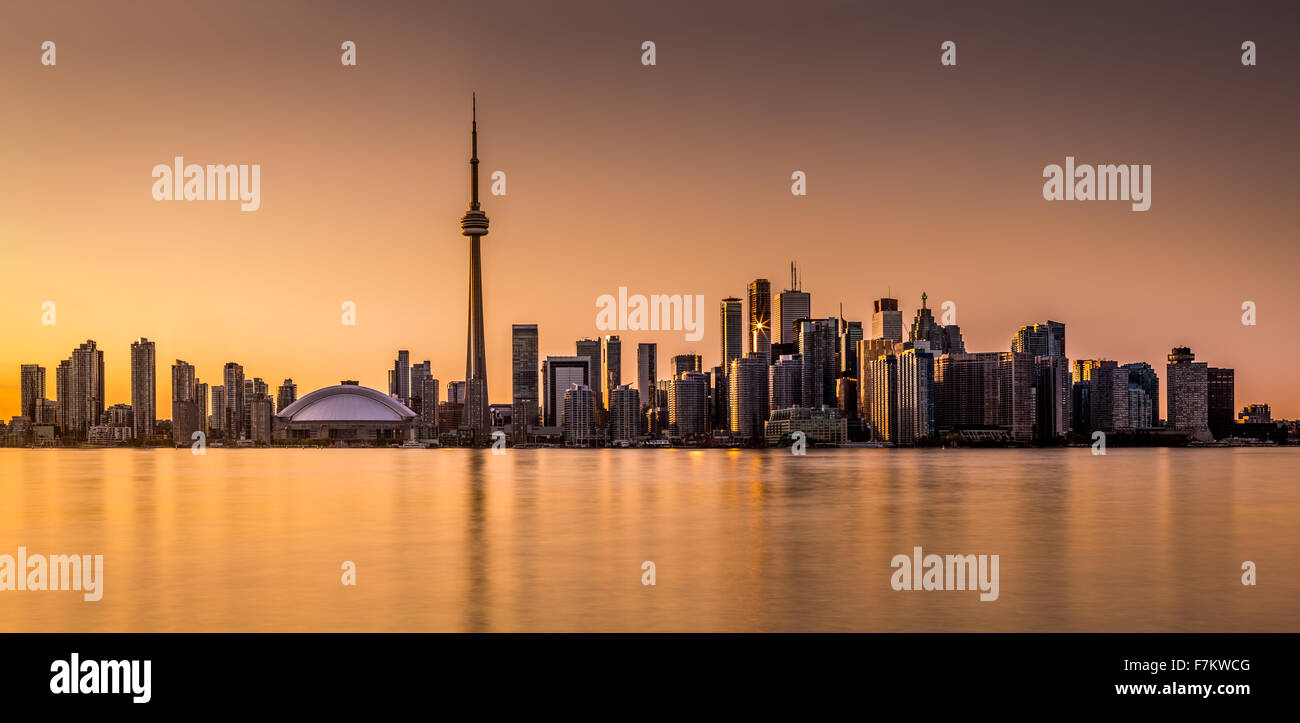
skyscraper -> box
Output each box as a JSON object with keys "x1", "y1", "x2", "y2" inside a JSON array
[
  {"x1": 667, "y1": 371, "x2": 709, "y2": 437},
  {"x1": 729, "y1": 354, "x2": 769, "y2": 441},
  {"x1": 460, "y1": 95, "x2": 491, "y2": 441},
  {"x1": 636, "y1": 343, "x2": 657, "y2": 411},
  {"x1": 1035, "y1": 355, "x2": 1072, "y2": 441},
  {"x1": 171, "y1": 359, "x2": 202, "y2": 446},
  {"x1": 131, "y1": 337, "x2": 156, "y2": 439},
  {"x1": 747, "y1": 278, "x2": 772, "y2": 362},
  {"x1": 672, "y1": 353, "x2": 702, "y2": 375},
  {"x1": 769, "y1": 354, "x2": 803, "y2": 410},
  {"x1": 871, "y1": 297, "x2": 902, "y2": 342},
  {"x1": 410, "y1": 361, "x2": 431, "y2": 409},
  {"x1": 543, "y1": 356, "x2": 590, "y2": 427},
  {"x1": 512, "y1": 324, "x2": 540, "y2": 440},
  {"x1": 392, "y1": 350, "x2": 410, "y2": 403},
  {"x1": 576, "y1": 339, "x2": 603, "y2": 414},
  {"x1": 210, "y1": 385, "x2": 225, "y2": 434},
  {"x1": 774, "y1": 263, "x2": 810, "y2": 346},
  {"x1": 608, "y1": 384, "x2": 640, "y2": 442},
  {"x1": 1120, "y1": 362, "x2": 1159, "y2": 427},
  {"x1": 1011, "y1": 321, "x2": 1066, "y2": 357},
  {"x1": 19, "y1": 364, "x2": 45, "y2": 421},
  {"x1": 562, "y1": 384, "x2": 595, "y2": 444},
  {"x1": 276, "y1": 379, "x2": 298, "y2": 413},
  {"x1": 61, "y1": 341, "x2": 104, "y2": 440},
  {"x1": 896, "y1": 346, "x2": 935, "y2": 445},
  {"x1": 720, "y1": 297, "x2": 743, "y2": 372},
  {"x1": 601, "y1": 335, "x2": 621, "y2": 411},
  {"x1": 1166, "y1": 347, "x2": 1209, "y2": 438},
  {"x1": 796, "y1": 318, "x2": 838, "y2": 409},
  {"x1": 223, "y1": 362, "x2": 245, "y2": 439},
  {"x1": 1208, "y1": 366, "x2": 1235, "y2": 440},
  {"x1": 839, "y1": 318, "x2": 864, "y2": 378}
]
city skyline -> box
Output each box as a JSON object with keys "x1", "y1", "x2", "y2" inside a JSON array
[{"x1": 2, "y1": 1, "x2": 1297, "y2": 418}]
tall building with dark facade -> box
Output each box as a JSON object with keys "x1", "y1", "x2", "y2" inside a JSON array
[
  {"x1": 1166, "y1": 347, "x2": 1209, "y2": 438},
  {"x1": 1207, "y1": 366, "x2": 1235, "y2": 440},
  {"x1": 391, "y1": 350, "x2": 410, "y2": 404},
  {"x1": 130, "y1": 337, "x2": 156, "y2": 439},
  {"x1": 1034, "y1": 355, "x2": 1072, "y2": 441},
  {"x1": 1011, "y1": 321, "x2": 1066, "y2": 358},
  {"x1": 747, "y1": 278, "x2": 772, "y2": 362},
  {"x1": 720, "y1": 297, "x2": 743, "y2": 372},
  {"x1": 276, "y1": 379, "x2": 298, "y2": 414},
  {"x1": 575, "y1": 339, "x2": 603, "y2": 412},
  {"x1": 672, "y1": 353, "x2": 702, "y2": 375},
  {"x1": 20, "y1": 364, "x2": 45, "y2": 421},
  {"x1": 512, "y1": 324, "x2": 539, "y2": 440},
  {"x1": 774, "y1": 263, "x2": 810, "y2": 346},
  {"x1": 636, "y1": 343, "x2": 657, "y2": 411},
  {"x1": 222, "y1": 362, "x2": 245, "y2": 439}
]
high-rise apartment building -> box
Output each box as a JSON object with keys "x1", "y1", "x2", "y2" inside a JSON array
[
  {"x1": 729, "y1": 353, "x2": 770, "y2": 441},
  {"x1": 608, "y1": 384, "x2": 639, "y2": 442},
  {"x1": 562, "y1": 383, "x2": 595, "y2": 444},
  {"x1": 60, "y1": 341, "x2": 104, "y2": 440},
  {"x1": 130, "y1": 337, "x2": 156, "y2": 439},
  {"x1": 276, "y1": 379, "x2": 298, "y2": 414},
  {"x1": 223, "y1": 362, "x2": 245, "y2": 439},
  {"x1": 1166, "y1": 347, "x2": 1209, "y2": 437},
  {"x1": 171, "y1": 359, "x2": 202, "y2": 446},
  {"x1": 19, "y1": 364, "x2": 45, "y2": 421},
  {"x1": 1120, "y1": 362, "x2": 1160, "y2": 427}
]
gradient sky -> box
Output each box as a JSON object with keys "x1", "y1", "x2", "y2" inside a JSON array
[{"x1": 2, "y1": 0, "x2": 1297, "y2": 419}]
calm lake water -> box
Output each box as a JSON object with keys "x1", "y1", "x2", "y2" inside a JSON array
[{"x1": 0, "y1": 447, "x2": 1295, "y2": 632}]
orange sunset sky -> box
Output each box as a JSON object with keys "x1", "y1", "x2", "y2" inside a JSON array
[{"x1": 1, "y1": 0, "x2": 1297, "y2": 418}]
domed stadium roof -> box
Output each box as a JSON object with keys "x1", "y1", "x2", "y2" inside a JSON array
[{"x1": 277, "y1": 384, "x2": 416, "y2": 422}]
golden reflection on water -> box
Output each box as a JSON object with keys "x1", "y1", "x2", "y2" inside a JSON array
[{"x1": 0, "y1": 448, "x2": 1295, "y2": 632}]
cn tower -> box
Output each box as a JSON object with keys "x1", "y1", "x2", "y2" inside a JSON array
[{"x1": 460, "y1": 95, "x2": 490, "y2": 441}]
